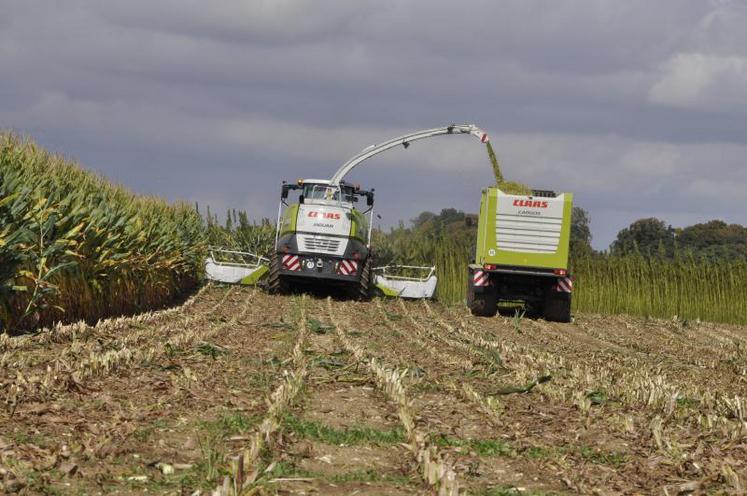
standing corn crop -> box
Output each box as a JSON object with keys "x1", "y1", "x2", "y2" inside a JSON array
[{"x1": 0, "y1": 133, "x2": 206, "y2": 332}]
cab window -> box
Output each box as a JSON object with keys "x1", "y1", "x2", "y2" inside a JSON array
[{"x1": 303, "y1": 184, "x2": 339, "y2": 201}]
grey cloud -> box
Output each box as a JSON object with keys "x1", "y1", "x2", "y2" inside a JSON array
[
  {"x1": 1, "y1": 0, "x2": 745, "y2": 250},
  {"x1": 92, "y1": 1, "x2": 384, "y2": 45}
]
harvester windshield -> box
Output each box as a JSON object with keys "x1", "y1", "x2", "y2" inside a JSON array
[{"x1": 303, "y1": 183, "x2": 355, "y2": 204}]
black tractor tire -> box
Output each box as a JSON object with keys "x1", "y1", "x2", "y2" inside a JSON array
[
  {"x1": 351, "y1": 256, "x2": 372, "y2": 300},
  {"x1": 267, "y1": 251, "x2": 288, "y2": 294},
  {"x1": 468, "y1": 277, "x2": 498, "y2": 317},
  {"x1": 543, "y1": 290, "x2": 572, "y2": 323}
]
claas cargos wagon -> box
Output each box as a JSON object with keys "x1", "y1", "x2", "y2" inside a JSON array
[{"x1": 467, "y1": 188, "x2": 574, "y2": 322}]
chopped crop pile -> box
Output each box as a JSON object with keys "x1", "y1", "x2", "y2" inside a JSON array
[
  {"x1": 0, "y1": 134, "x2": 206, "y2": 331},
  {"x1": 2, "y1": 286, "x2": 745, "y2": 494}
]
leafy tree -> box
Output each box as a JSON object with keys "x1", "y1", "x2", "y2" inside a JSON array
[
  {"x1": 570, "y1": 207, "x2": 593, "y2": 260},
  {"x1": 677, "y1": 220, "x2": 747, "y2": 262},
  {"x1": 436, "y1": 208, "x2": 466, "y2": 226},
  {"x1": 411, "y1": 211, "x2": 437, "y2": 231},
  {"x1": 412, "y1": 209, "x2": 466, "y2": 233},
  {"x1": 611, "y1": 218, "x2": 675, "y2": 258}
]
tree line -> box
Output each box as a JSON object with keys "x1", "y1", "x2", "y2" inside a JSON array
[{"x1": 571, "y1": 211, "x2": 747, "y2": 263}]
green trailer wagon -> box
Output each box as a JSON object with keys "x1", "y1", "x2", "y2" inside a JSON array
[{"x1": 467, "y1": 188, "x2": 574, "y2": 322}]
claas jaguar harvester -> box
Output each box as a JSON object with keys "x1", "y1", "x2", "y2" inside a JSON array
[
  {"x1": 467, "y1": 188, "x2": 574, "y2": 322},
  {"x1": 271, "y1": 178, "x2": 375, "y2": 298},
  {"x1": 269, "y1": 124, "x2": 491, "y2": 298}
]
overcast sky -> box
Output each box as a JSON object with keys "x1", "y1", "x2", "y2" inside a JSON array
[{"x1": 2, "y1": 1, "x2": 746, "y2": 249}]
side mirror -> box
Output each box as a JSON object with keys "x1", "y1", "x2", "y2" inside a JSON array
[
  {"x1": 281, "y1": 184, "x2": 290, "y2": 199},
  {"x1": 299, "y1": 195, "x2": 305, "y2": 204},
  {"x1": 367, "y1": 192, "x2": 374, "y2": 206}
]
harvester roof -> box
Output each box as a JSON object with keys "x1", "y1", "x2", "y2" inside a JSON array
[{"x1": 297, "y1": 178, "x2": 331, "y2": 185}]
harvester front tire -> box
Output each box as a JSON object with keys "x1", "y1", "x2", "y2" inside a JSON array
[
  {"x1": 352, "y1": 257, "x2": 372, "y2": 300},
  {"x1": 468, "y1": 282, "x2": 498, "y2": 317},
  {"x1": 267, "y1": 252, "x2": 288, "y2": 295},
  {"x1": 543, "y1": 291, "x2": 571, "y2": 323}
]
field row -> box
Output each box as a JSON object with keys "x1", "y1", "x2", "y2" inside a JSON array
[{"x1": 1, "y1": 286, "x2": 746, "y2": 495}]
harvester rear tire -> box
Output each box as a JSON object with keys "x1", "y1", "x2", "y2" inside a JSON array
[
  {"x1": 543, "y1": 290, "x2": 571, "y2": 323},
  {"x1": 468, "y1": 280, "x2": 498, "y2": 317},
  {"x1": 267, "y1": 252, "x2": 288, "y2": 295}
]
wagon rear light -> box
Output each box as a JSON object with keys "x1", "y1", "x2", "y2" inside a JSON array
[
  {"x1": 484, "y1": 264, "x2": 497, "y2": 270},
  {"x1": 553, "y1": 268, "x2": 567, "y2": 276}
]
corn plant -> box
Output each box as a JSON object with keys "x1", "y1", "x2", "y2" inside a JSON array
[
  {"x1": 512, "y1": 308, "x2": 525, "y2": 333},
  {"x1": 205, "y1": 209, "x2": 275, "y2": 257}
]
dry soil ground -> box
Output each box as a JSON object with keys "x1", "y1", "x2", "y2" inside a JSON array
[{"x1": 1, "y1": 285, "x2": 746, "y2": 495}]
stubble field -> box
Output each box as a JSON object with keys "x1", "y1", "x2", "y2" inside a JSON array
[{"x1": 1, "y1": 285, "x2": 746, "y2": 495}]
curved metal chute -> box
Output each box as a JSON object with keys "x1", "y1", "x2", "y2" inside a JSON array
[{"x1": 329, "y1": 124, "x2": 489, "y2": 185}]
